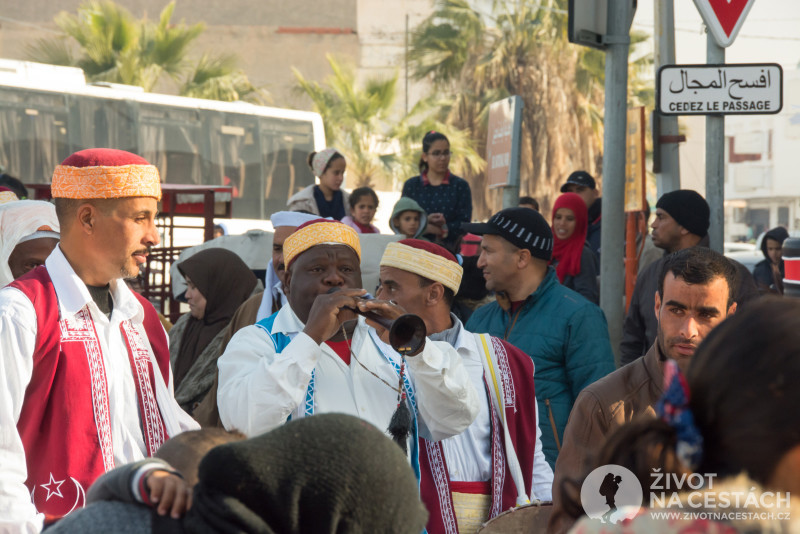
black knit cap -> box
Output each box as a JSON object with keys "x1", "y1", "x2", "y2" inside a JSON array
[
  {"x1": 177, "y1": 413, "x2": 428, "y2": 534},
  {"x1": 463, "y1": 207, "x2": 553, "y2": 261},
  {"x1": 656, "y1": 189, "x2": 710, "y2": 237}
]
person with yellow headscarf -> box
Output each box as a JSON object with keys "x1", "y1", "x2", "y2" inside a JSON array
[{"x1": 216, "y1": 219, "x2": 479, "y2": 460}]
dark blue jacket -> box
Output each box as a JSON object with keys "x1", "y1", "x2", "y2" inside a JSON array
[{"x1": 401, "y1": 174, "x2": 472, "y2": 245}]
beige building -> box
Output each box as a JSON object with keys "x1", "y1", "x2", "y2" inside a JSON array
[{"x1": 0, "y1": 0, "x2": 433, "y2": 111}]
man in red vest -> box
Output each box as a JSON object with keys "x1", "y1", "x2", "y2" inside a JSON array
[
  {"x1": 376, "y1": 239, "x2": 553, "y2": 534},
  {"x1": 0, "y1": 148, "x2": 199, "y2": 533}
]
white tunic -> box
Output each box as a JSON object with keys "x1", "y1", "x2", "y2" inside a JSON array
[
  {"x1": 438, "y1": 325, "x2": 554, "y2": 501},
  {"x1": 217, "y1": 304, "x2": 480, "y2": 442},
  {"x1": 0, "y1": 247, "x2": 199, "y2": 534}
]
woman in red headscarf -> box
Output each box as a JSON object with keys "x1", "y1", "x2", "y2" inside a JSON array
[{"x1": 550, "y1": 192, "x2": 599, "y2": 303}]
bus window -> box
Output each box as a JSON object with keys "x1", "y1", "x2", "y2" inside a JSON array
[
  {"x1": 204, "y1": 111, "x2": 264, "y2": 219},
  {"x1": 260, "y1": 116, "x2": 315, "y2": 216},
  {"x1": 69, "y1": 96, "x2": 138, "y2": 152},
  {"x1": 0, "y1": 60, "x2": 325, "y2": 222},
  {"x1": 0, "y1": 88, "x2": 69, "y2": 184},
  {"x1": 139, "y1": 104, "x2": 201, "y2": 186}
]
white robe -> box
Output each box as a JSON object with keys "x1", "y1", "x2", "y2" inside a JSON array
[
  {"x1": 437, "y1": 325, "x2": 554, "y2": 501},
  {"x1": 216, "y1": 304, "x2": 480, "y2": 442},
  {"x1": 0, "y1": 247, "x2": 198, "y2": 534}
]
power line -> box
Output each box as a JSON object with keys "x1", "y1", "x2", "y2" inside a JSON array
[{"x1": 0, "y1": 15, "x2": 61, "y2": 35}]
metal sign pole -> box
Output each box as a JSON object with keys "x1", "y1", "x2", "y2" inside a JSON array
[
  {"x1": 600, "y1": 0, "x2": 633, "y2": 365},
  {"x1": 654, "y1": 0, "x2": 681, "y2": 197},
  {"x1": 706, "y1": 36, "x2": 725, "y2": 253}
]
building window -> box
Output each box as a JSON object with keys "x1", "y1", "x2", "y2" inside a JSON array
[{"x1": 779, "y1": 206, "x2": 789, "y2": 228}]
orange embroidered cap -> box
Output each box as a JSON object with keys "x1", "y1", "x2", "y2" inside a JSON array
[
  {"x1": 51, "y1": 148, "x2": 162, "y2": 200},
  {"x1": 0, "y1": 187, "x2": 19, "y2": 205}
]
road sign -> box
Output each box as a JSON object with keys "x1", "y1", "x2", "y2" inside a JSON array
[
  {"x1": 657, "y1": 63, "x2": 782, "y2": 116},
  {"x1": 567, "y1": 0, "x2": 636, "y2": 50},
  {"x1": 486, "y1": 96, "x2": 523, "y2": 189},
  {"x1": 693, "y1": 0, "x2": 755, "y2": 48},
  {"x1": 568, "y1": 0, "x2": 607, "y2": 50}
]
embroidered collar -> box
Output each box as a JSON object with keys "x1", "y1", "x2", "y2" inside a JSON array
[
  {"x1": 421, "y1": 170, "x2": 451, "y2": 186},
  {"x1": 274, "y1": 302, "x2": 369, "y2": 354}
]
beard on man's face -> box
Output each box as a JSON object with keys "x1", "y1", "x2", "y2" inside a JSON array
[
  {"x1": 656, "y1": 326, "x2": 699, "y2": 367},
  {"x1": 120, "y1": 247, "x2": 151, "y2": 280}
]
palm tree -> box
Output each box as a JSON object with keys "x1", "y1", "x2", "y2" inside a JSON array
[
  {"x1": 410, "y1": 0, "x2": 654, "y2": 218},
  {"x1": 387, "y1": 96, "x2": 486, "y2": 188},
  {"x1": 26, "y1": 1, "x2": 264, "y2": 102},
  {"x1": 181, "y1": 54, "x2": 271, "y2": 104},
  {"x1": 294, "y1": 55, "x2": 397, "y2": 189},
  {"x1": 294, "y1": 55, "x2": 483, "y2": 191}
]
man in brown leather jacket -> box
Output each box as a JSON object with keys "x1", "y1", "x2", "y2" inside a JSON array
[{"x1": 548, "y1": 247, "x2": 739, "y2": 533}]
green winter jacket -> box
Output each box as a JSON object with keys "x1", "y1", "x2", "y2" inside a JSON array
[{"x1": 466, "y1": 267, "x2": 615, "y2": 469}]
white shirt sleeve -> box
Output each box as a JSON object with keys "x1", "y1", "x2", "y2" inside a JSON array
[
  {"x1": 531, "y1": 401, "x2": 554, "y2": 501},
  {"x1": 216, "y1": 325, "x2": 320, "y2": 436},
  {"x1": 0, "y1": 288, "x2": 45, "y2": 534},
  {"x1": 406, "y1": 339, "x2": 480, "y2": 442}
]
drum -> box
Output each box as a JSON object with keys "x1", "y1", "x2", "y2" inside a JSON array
[{"x1": 476, "y1": 502, "x2": 553, "y2": 533}]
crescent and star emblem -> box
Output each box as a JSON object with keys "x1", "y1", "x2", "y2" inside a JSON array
[{"x1": 41, "y1": 473, "x2": 65, "y2": 501}]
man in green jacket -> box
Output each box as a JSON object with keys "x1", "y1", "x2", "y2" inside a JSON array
[{"x1": 464, "y1": 208, "x2": 615, "y2": 469}]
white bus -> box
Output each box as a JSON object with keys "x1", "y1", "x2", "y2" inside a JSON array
[{"x1": 0, "y1": 59, "x2": 325, "y2": 221}]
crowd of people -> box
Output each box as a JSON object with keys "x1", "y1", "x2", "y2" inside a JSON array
[{"x1": 0, "y1": 137, "x2": 797, "y2": 534}]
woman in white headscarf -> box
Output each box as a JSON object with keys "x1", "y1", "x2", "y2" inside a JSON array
[{"x1": 0, "y1": 200, "x2": 60, "y2": 287}]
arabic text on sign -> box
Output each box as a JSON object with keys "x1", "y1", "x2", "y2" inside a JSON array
[
  {"x1": 491, "y1": 153, "x2": 511, "y2": 170},
  {"x1": 668, "y1": 68, "x2": 771, "y2": 100}
]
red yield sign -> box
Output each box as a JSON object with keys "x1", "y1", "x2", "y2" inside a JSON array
[{"x1": 692, "y1": 0, "x2": 755, "y2": 48}]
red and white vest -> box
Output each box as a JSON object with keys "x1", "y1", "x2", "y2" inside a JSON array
[
  {"x1": 419, "y1": 336, "x2": 538, "y2": 534},
  {"x1": 9, "y1": 267, "x2": 171, "y2": 524}
]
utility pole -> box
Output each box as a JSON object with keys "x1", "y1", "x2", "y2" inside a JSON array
[
  {"x1": 599, "y1": 0, "x2": 633, "y2": 364},
  {"x1": 405, "y1": 14, "x2": 409, "y2": 116},
  {"x1": 654, "y1": 0, "x2": 681, "y2": 197},
  {"x1": 706, "y1": 34, "x2": 725, "y2": 253}
]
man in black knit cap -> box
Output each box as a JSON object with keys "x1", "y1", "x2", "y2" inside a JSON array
[{"x1": 620, "y1": 189, "x2": 757, "y2": 365}]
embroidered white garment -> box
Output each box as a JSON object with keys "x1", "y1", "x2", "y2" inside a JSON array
[
  {"x1": 217, "y1": 305, "x2": 480, "y2": 442},
  {"x1": 439, "y1": 325, "x2": 553, "y2": 501},
  {"x1": 0, "y1": 247, "x2": 198, "y2": 534}
]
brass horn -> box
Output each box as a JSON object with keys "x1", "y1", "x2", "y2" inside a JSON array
[{"x1": 327, "y1": 288, "x2": 426, "y2": 354}]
